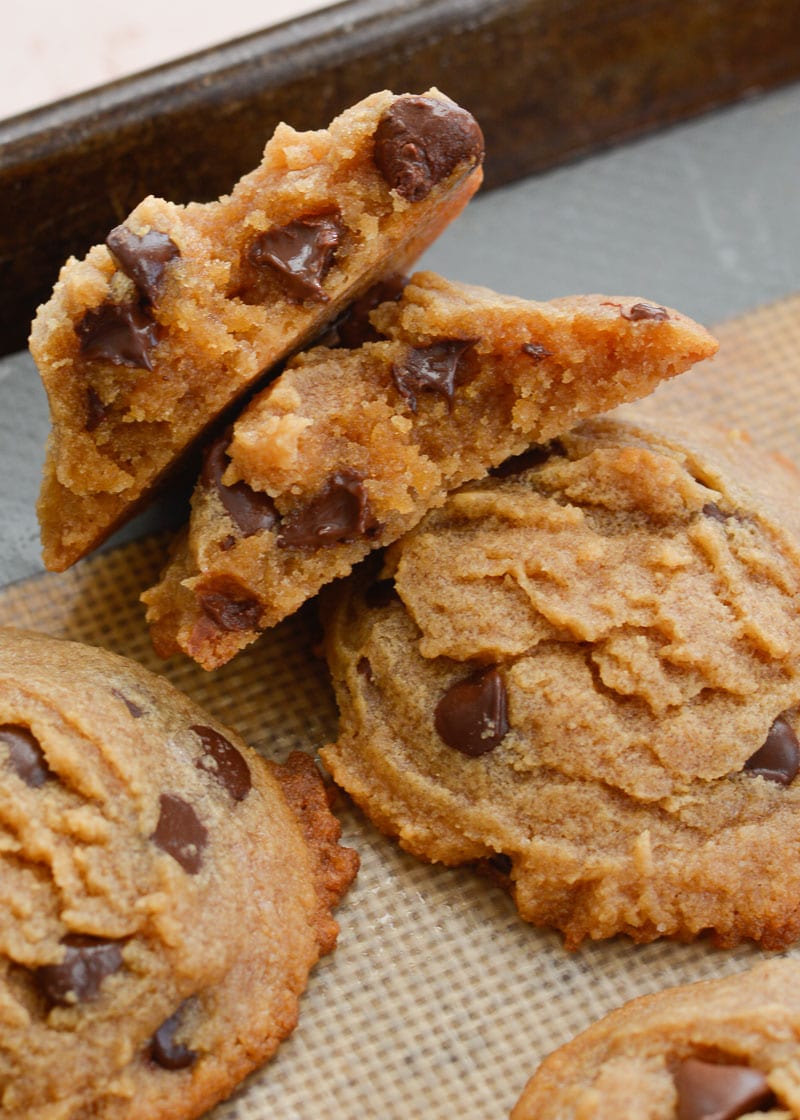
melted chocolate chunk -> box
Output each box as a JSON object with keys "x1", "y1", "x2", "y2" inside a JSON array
[
  {"x1": 0, "y1": 724, "x2": 54, "y2": 788},
  {"x1": 621, "y1": 301, "x2": 669, "y2": 322},
  {"x1": 392, "y1": 339, "x2": 473, "y2": 412},
  {"x1": 490, "y1": 441, "x2": 564, "y2": 479},
  {"x1": 150, "y1": 1004, "x2": 198, "y2": 1070},
  {"x1": 201, "y1": 434, "x2": 278, "y2": 537},
  {"x1": 111, "y1": 689, "x2": 144, "y2": 718},
  {"x1": 278, "y1": 470, "x2": 377, "y2": 549},
  {"x1": 85, "y1": 385, "x2": 108, "y2": 432},
  {"x1": 34, "y1": 936, "x2": 123, "y2": 1006},
  {"x1": 152, "y1": 794, "x2": 208, "y2": 874},
  {"x1": 77, "y1": 301, "x2": 160, "y2": 370},
  {"x1": 673, "y1": 1057, "x2": 775, "y2": 1120},
  {"x1": 106, "y1": 225, "x2": 179, "y2": 305},
  {"x1": 744, "y1": 714, "x2": 800, "y2": 785},
  {"x1": 374, "y1": 95, "x2": 484, "y2": 202},
  {"x1": 434, "y1": 668, "x2": 509, "y2": 757},
  {"x1": 196, "y1": 576, "x2": 263, "y2": 633},
  {"x1": 326, "y1": 274, "x2": 408, "y2": 349},
  {"x1": 248, "y1": 212, "x2": 342, "y2": 302},
  {"x1": 521, "y1": 341, "x2": 553, "y2": 362},
  {"x1": 192, "y1": 724, "x2": 251, "y2": 802}
]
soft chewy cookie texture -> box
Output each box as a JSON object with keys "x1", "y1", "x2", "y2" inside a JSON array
[
  {"x1": 141, "y1": 272, "x2": 716, "y2": 669},
  {"x1": 0, "y1": 628, "x2": 358, "y2": 1119},
  {"x1": 320, "y1": 414, "x2": 800, "y2": 950},
  {"x1": 30, "y1": 89, "x2": 484, "y2": 572},
  {"x1": 511, "y1": 959, "x2": 800, "y2": 1120}
]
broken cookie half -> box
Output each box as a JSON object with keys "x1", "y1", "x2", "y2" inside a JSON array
[
  {"x1": 30, "y1": 89, "x2": 484, "y2": 572},
  {"x1": 142, "y1": 271, "x2": 717, "y2": 669}
]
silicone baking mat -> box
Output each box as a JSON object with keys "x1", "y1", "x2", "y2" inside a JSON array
[{"x1": 1, "y1": 293, "x2": 798, "y2": 1118}]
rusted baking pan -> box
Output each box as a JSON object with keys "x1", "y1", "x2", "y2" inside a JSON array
[{"x1": 1, "y1": 0, "x2": 799, "y2": 355}]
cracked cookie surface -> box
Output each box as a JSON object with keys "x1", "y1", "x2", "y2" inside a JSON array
[
  {"x1": 31, "y1": 89, "x2": 483, "y2": 572},
  {"x1": 320, "y1": 415, "x2": 800, "y2": 948},
  {"x1": 512, "y1": 959, "x2": 800, "y2": 1120},
  {"x1": 0, "y1": 628, "x2": 358, "y2": 1119},
  {"x1": 142, "y1": 273, "x2": 716, "y2": 669}
]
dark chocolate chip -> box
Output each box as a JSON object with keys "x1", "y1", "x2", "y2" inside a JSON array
[
  {"x1": 434, "y1": 668, "x2": 509, "y2": 757},
  {"x1": 364, "y1": 578, "x2": 398, "y2": 608},
  {"x1": 673, "y1": 1057, "x2": 775, "y2": 1120},
  {"x1": 374, "y1": 95, "x2": 484, "y2": 202},
  {"x1": 248, "y1": 211, "x2": 342, "y2": 302},
  {"x1": 85, "y1": 385, "x2": 108, "y2": 432},
  {"x1": 111, "y1": 689, "x2": 144, "y2": 718},
  {"x1": 191, "y1": 724, "x2": 251, "y2": 802},
  {"x1": 621, "y1": 302, "x2": 669, "y2": 322},
  {"x1": 196, "y1": 576, "x2": 263, "y2": 633},
  {"x1": 150, "y1": 1004, "x2": 198, "y2": 1070},
  {"x1": 76, "y1": 301, "x2": 160, "y2": 370},
  {"x1": 278, "y1": 469, "x2": 377, "y2": 549},
  {"x1": 325, "y1": 274, "x2": 408, "y2": 349},
  {"x1": 201, "y1": 434, "x2": 278, "y2": 537},
  {"x1": 521, "y1": 341, "x2": 553, "y2": 362},
  {"x1": 703, "y1": 502, "x2": 729, "y2": 523},
  {"x1": 34, "y1": 936, "x2": 123, "y2": 1006},
  {"x1": 744, "y1": 714, "x2": 800, "y2": 785},
  {"x1": 106, "y1": 225, "x2": 179, "y2": 305},
  {"x1": 490, "y1": 441, "x2": 564, "y2": 479},
  {"x1": 152, "y1": 794, "x2": 208, "y2": 874},
  {"x1": 0, "y1": 724, "x2": 54, "y2": 788},
  {"x1": 392, "y1": 339, "x2": 473, "y2": 412}
]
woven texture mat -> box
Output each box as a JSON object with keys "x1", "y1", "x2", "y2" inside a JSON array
[{"x1": 2, "y1": 294, "x2": 799, "y2": 1119}]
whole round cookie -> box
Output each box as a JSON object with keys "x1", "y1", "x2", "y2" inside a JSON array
[
  {"x1": 0, "y1": 628, "x2": 358, "y2": 1118},
  {"x1": 511, "y1": 959, "x2": 800, "y2": 1119},
  {"x1": 320, "y1": 415, "x2": 800, "y2": 949}
]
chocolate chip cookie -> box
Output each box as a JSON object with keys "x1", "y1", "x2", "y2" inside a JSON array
[
  {"x1": 0, "y1": 628, "x2": 358, "y2": 1119},
  {"x1": 320, "y1": 414, "x2": 800, "y2": 949},
  {"x1": 30, "y1": 89, "x2": 484, "y2": 572},
  {"x1": 511, "y1": 959, "x2": 800, "y2": 1119},
  {"x1": 141, "y1": 273, "x2": 716, "y2": 669}
]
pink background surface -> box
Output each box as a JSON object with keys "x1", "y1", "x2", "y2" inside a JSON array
[{"x1": 1, "y1": 0, "x2": 338, "y2": 121}]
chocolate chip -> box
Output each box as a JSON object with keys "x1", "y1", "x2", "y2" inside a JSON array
[
  {"x1": 248, "y1": 211, "x2": 342, "y2": 302},
  {"x1": 364, "y1": 578, "x2": 398, "y2": 608},
  {"x1": 106, "y1": 225, "x2": 179, "y2": 305},
  {"x1": 150, "y1": 1004, "x2": 198, "y2": 1070},
  {"x1": 673, "y1": 1057, "x2": 775, "y2": 1120},
  {"x1": 34, "y1": 936, "x2": 123, "y2": 1006},
  {"x1": 191, "y1": 724, "x2": 251, "y2": 802},
  {"x1": 0, "y1": 725, "x2": 54, "y2": 788},
  {"x1": 621, "y1": 302, "x2": 669, "y2": 322},
  {"x1": 374, "y1": 95, "x2": 484, "y2": 202},
  {"x1": 744, "y1": 714, "x2": 800, "y2": 785},
  {"x1": 152, "y1": 794, "x2": 207, "y2": 874},
  {"x1": 521, "y1": 341, "x2": 553, "y2": 361},
  {"x1": 392, "y1": 339, "x2": 473, "y2": 412},
  {"x1": 111, "y1": 689, "x2": 144, "y2": 718},
  {"x1": 326, "y1": 274, "x2": 408, "y2": 349},
  {"x1": 278, "y1": 469, "x2": 378, "y2": 549},
  {"x1": 434, "y1": 668, "x2": 509, "y2": 757},
  {"x1": 703, "y1": 502, "x2": 729, "y2": 523},
  {"x1": 490, "y1": 441, "x2": 564, "y2": 478},
  {"x1": 196, "y1": 575, "x2": 263, "y2": 633},
  {"x1": 76, "y1": 301, "x2": 160, "y2": 370},
  {"x1": 85, "y1": 385, "x2": 108, "y2": 432},
  {"x1": 201, "y1": 434, "x2": 278, "y2": 537}
]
